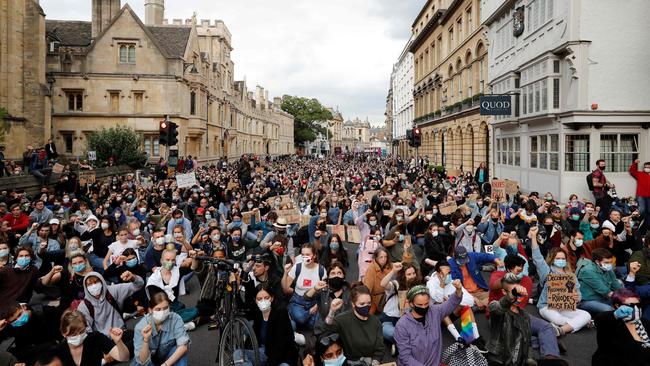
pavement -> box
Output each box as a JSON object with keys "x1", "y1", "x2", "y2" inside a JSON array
[{"x1": 3, "y1": 242, "x2": 597, "y2": 366}]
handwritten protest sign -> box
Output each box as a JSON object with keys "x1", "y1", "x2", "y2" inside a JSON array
[
  {"x1": 547, "y1": 273, "x2": 578, "y2": 311},
  {"x1": 277, "y1": 208, "x2": 301, "y2": 224},
  {"x1": 300, "y1": 215, "x2": 311, "y2": 227},
  {"x1": 327, "y1": 224, "x2": 346, "y2": 239},
  {"x1": 447, "y1": 169, "x2": 462, "y2": 177},
  {"x1": 242, "y1": 211, "x2": 261, "y2": 225},
  {"x1": 439, "y1": 201, "x2": 458, "y2": 215},
  {"x1": 78, "y1": 171, "x2": 96, "y2": 185},
  {"x1": 176, "y1": 173, "x2": 197, "y2": 189},
  {"x1": 255, "y1": 167, "x2": 265, "y2": 174},
  {"x1": 266, "y1": 194, "x2": 291, "y2": 206},
  {"x1": 505, "y1": 180, "x2": 519, "y2": 195},
  {"x1": 491, "y1": 180, "x2": 507, "y2": 203},
  {"x1": 363, "y1": 190, "x2": 378, "y2": 202},
  {"x1": 398, "y1": 190, "x2": 412, "y2": 201},
  {"x1": 346, "y1": 225, "x2": 361, "y2": 244},
  {"x1": 52, "y1": 163, "x2": 64, "y2": 174},
  {"x1": 227, "y1": 181, "x2": 238, "y2": 190}
]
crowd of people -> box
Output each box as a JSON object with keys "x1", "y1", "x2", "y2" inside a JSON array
[{"x1": 0, "y1": 153, "x2": 648, "y2": 366}]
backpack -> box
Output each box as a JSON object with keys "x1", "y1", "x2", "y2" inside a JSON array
[
  {"x1": 291, "y1": 262, "x2": 326, "y2": 289},
  {"x1": 586, "y1": 171, "x2": 595, "y2": 191},
  {"x1": 71, "y1": 291, "x2": 121, "y2": 326}
]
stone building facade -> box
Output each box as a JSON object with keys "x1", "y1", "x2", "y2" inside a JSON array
[
  {"x1": 341, "y1": 117, "x2": 372, "y2": 153},
  {"x1": 45, "y1": 0, "x2": 293, "y2": 164},
  {"x1": 411, "y1": 0, "x2": 491, "y2": 171},
  {"x1": 390, "y1": 37, "x2": 414, "y2": 158},
  {"x1": 0, "y1": 0, "x2": 51, "y2": 159}
]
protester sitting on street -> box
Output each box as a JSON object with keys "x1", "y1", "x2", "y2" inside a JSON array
[
  {"x1": 0, "y1": 243, "x2": 11, "y2": 268},
  {"x1": 133, "y1": 291, "x2": 190, "y2": 366},
  {"x1": 40, "y1": 252, "x2": 93, "y2": 310},
  {"x1": 304, "y1": 262, "x2": 351, "y2": 335},
  {"x1": 0, "y1": 246, "x2": 41, "y2": 308},
  {"x1": 448, "y1": 245, "x2": 503, "y2": 310},
  {"x1": 302, "y1": 333, "x2": 348, "y2": 366},
  {"x1": 361, "y1": 247, "x2": 392, "y2": 314},
  {"x1": 592, "y1": 288, "x2": 650, "y2": 366},
  {"x1": 393, "y1": 280, "x2": 463, "y2": 366},
  {"x1": 0, "y1": 302, "x2": 62, "y2": 364},
  {"x1": 576, "y1": 247, "x2": 622, "y2": 315},
  {"x1": 378, "y1": 261, "x2": 421, "y2": 350}
]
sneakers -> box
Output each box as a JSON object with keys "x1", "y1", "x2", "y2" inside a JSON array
[
  {"x1": 183, "y1": 321, "x2": 196, "y2": 331},
  {"x1": 294, "y1": 332, "x2": 306, "y2": 346},
  {"x1": 472, "y1": 337, "x2": 488, "y2": 354}
]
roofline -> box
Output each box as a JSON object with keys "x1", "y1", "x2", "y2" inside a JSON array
[
  {"x1": 412, "y1": 0, "x2": 435, "y2": 27},
  {"x1": 439, "y1": 0, "x2": 464, "y2": 24},
  {"x1": 483, "y1": 0, "x2": 518, "y2": 26},
  {"x1": 409, "y1": 9, "x2": 445, "y2": 53}
]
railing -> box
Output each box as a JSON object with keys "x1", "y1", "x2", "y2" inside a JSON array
[{"x1": 414, "y1": 94, "x2": 483, "y2": 125}]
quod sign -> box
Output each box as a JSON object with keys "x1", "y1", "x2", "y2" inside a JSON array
[{"x1": 480, "y1": 95, "x2": 512, "y2": 116}]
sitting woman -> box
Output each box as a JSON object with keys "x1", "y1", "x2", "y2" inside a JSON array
[
  {"x1": 103, "y1": 248, "x2": 148, "y2": 316},
  {"x1": 57, "y1": 309, "x2": 130, "y2": 366},
  {"x1": 39, "y1": 251, "x2": 93, "y2": 310},
  {"x1": 592, "y1": 288, "x2": 650, "y2": 366},
  {"x1": 146, "y1": 249, "x2": 197, "y2": 325},
  {"x1": 319, "y1": 234, "x2": 348, "y2": 269},
  {"x1": 325, "y1": 284, "x2": 384, "y2": 365},
  {"x1": 379, "y1": 262, "x2": 422, "y2": 348},
  {"x1": 236, "y1": 283, "x2": 299, "y2": 366},
  {"x1": 304, "y1": 262, "x2": 352, "y2": 335},
  {"x1": 493, "y1": 232, "x2": 529, "y2": 277},
  {"x1": 530, "y1": 226, "x2": 592, "y2": 334},
  {"x1": 133, "y1": 291, "x2": 190, "y2": 366},
  {"x1": 362, "y1": 247, "x2": 392, "y2": 315},
  {"x1": 302, "y1": 333, "x2": 348, "y2": 366}
]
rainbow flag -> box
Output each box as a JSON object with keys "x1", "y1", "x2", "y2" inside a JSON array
[{"x1": 459, "y1": 306, "x2": 476, "y2": 343}]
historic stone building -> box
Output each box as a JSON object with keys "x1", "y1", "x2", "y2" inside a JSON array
[
  {"x1": 411, "y1": 0, "x2": 490, "y2": 171},
  {"x1": 390, "y1": 36, "x2": 414, "y2": 158},
  {"x1": 0, "y1": 0, "x2": 51, "y2": 159},
  {"x1": 341, "y1": 117, "x2": 372, "y2": 153},
  {"x1": 45, "y1": 0, "x2": 293, "y2": 163}
]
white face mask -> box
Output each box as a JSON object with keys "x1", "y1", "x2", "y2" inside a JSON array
[
  {"x1": 66, "y1": 332, "x2": 87, "y2": 347},
  {"x1": 302, "y1": 255, "x2": 312, "y2": 264},
  {"x1": 132, "y1": 229, "x2": 140, "y2": 236},
  {"x1": 257, "y1": 299, "x2": 272, "y2": 312},
  {"x1": 152, "y1": 308, "x2": 171, "y2": 323},
  {"x1": 425, "y1": 214, "x2": 433, "y2": 220},
  {"x1": 644, "y1": 168, "x2": 650, "y2": 173},
  {"x1": 155, "y1": 237, "x2": 165, "y2": 245},
  {"x1": 87, "y1": 283, "x2": 102, "y2": 297},
  {"x1": 101, "y1": 223, "x2": 109, "y2": 230},
  {"x1": 173, "y1": 232, "x2": 183, "y2": 239},
  {"x1": 211, "y1": 234, "x2": 220, "y2": 242},
  {"x1": 139, "y1": 207, "x2": 147, "y2": 213}
]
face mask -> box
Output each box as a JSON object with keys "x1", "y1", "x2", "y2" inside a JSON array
[
  {"x1": 368, "y1": 220, "x2": 377, "y2": 226},
  {"x1": 413, "y1": 305, "x2": 429, "y2": 316},
  {"x1": 257, "y1": 299, "x2": 272, "y2": 312},
  {"x1": 11, "y1": 311, "x2": 30, "y2": 327},
  {"x1": 274, "y1": 246, "x2": 285, "y2": 256},
  {"x1": 72, "y1": 263, "x2": 86, "y2": 273},
  {"x1": 126, "y1": 258, "x2": 138, "y2": 268},
  {"x1": 465, "y1": 225, "x2": 475, "y2": 233},
  {"x1": 399, "y1": 234, "x2": 404, "y2": 242},
  {"x1": 431, "y1": 231, "x2": 439, "y2": 237},
  {"x1": 644, "y1": 168, "x2": 650, "y2": 173},
  {"x1": 354, "y1": 305, "x2": 371, "y2": 317},
  {"x1": 396, "y1": 215, "x2": 404, "y2": 222},
  {"x1": 132, "y1": 229, "x2": 140, "y2": 236},
  {"x1": 173, "y1": 233, "x2": 183, "y2": 239},
  {"x1": 444, "y1": 274, "x2": 452, "y2": 285},
  {"x1": 115, "y1": 212, "x2": 121, "y2": 218},
  {"x1": 211, "y1": 234, "x2": 220, "y2": 242},
  {"x1": 320, "y1": 213, "x2": 327, "y2": 219},
  {"x1": 425, "y1": 214, "x2": 433, "y2": 220},
  {"x1": 515, "y1": 271, "x2": 525, "y2": 280},
  {"x1": 231, "y1": 236, "x2": 241, "y2": 242},
  {"x1": 302, "y1": 255, "x2": 312, "y2": 264},
  {"x1": 175, "y1": 218, "x2": 184, "y2": 224},
  {"x1": 139, "y1": 207, "x2": 147, "y2": 213},
  {"x1": 553, "y1": 259, "x2": 567, "y2": 268},
  {"x1": 63, "y1": 197, "x2": 70, "y2": 203},
  {"x1": 101, "y1": 223, "x2": 110, "y2": 230},
  {"x1": 87, "y1": 283, "x2": 102, "y2": 297},
  {"x1": 162, "y1": 261, "x2": 175, "y2": 270},
  {"x1": 68, "y1": 243, "x2": 79, "y2": 251},
  {"x1": 16, "y1": 257, "x2": 30, "y2": 268},
  {"x1": 571, "y1": 214, "x2": 580, "y2": 221},
  {"x1": 67, "y1": 333, "x2": 87, "y2": 347},
  {"x1": 574, "y1": 239, "x2": 584, "y2": 247},
  {"x1": 323, "y1": 354, "x2": 347, "y2": 366},
  {"x1": 155, "y1": 237, "x2": 165, "y2": 245},
  {"x1": 599, "y1": 262, "x2": 613, "y2": 272},
  {"x1": 432, "y1": 209, "x2": 439, "y2": 214},
  {"x1": 152, "y1": 309, "x2": 170, "y2": 323},
  {"x1": 328, "y1": 276, "x2": 345, "y2": 291},
  {"x1": 591, "y1": 223, "x2": 599, "y2": 229},
  {"x1": 247, "y1": 203, "x2": 254, "y2": 209},
  {"x1": 0, "y1": 249, "x2": 8, "y2": 257},
  {"x1": 330, "y1": 241, "x2": 340, "y2": 251}
]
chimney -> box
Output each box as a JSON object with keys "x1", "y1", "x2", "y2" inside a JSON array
[
  {"x1": 92, "y1": 0, "x2": 121, "y2": 39},
  {"x1": 144, "y1": 0, "x2": 164, "y2": 25}
]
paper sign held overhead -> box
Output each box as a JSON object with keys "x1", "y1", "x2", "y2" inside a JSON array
[
  {"x1": 439, "y1": 201, "x2": 458, "y2": 215},
  {"x1": 176, "y1": 173, "x2": 197, "y2": 189},
  {"x1": 547, "y1": 273, "x2": 579, "y2": 311},
  {"x1": 78, "y1": 171, "x2": 96, "y2": 185},
  {"x1": 491, "y1": 180, "x2": 507, "y2": 203}
]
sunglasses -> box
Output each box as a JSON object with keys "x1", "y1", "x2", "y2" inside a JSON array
[{"x1": 319, "y1": 333, "x2": 340, "y2": 347}]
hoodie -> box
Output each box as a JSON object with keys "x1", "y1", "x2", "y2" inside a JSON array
[
  {"x1": 77, "y1": 271, "x2": 144, "y2": 334},
  {"x1": 166, "y1": 212, "x2": 193, "y2": 242}
]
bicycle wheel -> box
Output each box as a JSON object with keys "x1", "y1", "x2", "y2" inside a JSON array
[{"x1": 219, "y1": 316, "x2": 260, "y2": 366}]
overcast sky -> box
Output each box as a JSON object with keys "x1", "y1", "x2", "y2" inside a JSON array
[{"x1": 41, "y1": 0, "x2": 426, "y2": 127}]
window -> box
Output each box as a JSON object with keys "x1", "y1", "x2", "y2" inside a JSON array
[
  {"x1": 553, "y1": 78, "x2": 560, "y2": 108},
  {"x1": 456, "y1": 18, "x2": 463, "y2": 44},
  {"x1": 600, "y1": 134, "x2": 639, "y2": 172},
  {"x1": 134, "y1": 92, "x2": 143, "y2": 114},
  {"x1": 109, "y1": 92, "x2": 119, "y2": 113},
  {"x1": 565, "y1": 135, "x2": 590, "y2": 172},
  {"x1": 190, "y1": 91, "x2": 196, "y2": 115},
  {"x1": 497, "y1": 137, "x2": 520, "y2": 166},
  {"x1": 531, "y1": 134, "x2": 558, "y2": 170},
  {"x1": 550, "y1": 134, "x2": 559, "y2": 170},
  {"x1": 143, "y1": 136, "x2": 160, "y2": 157},
  {"x1": 539, "y1": 135, "x2": 548, "y2": 169},
  {"x1": 448, "y1": 27, "x2": 454, "y2": 51},
  {"x1": 118, "y1": 43, "x2": 136, "y2": 64},
  {"x1": 467, "y1": 64, "x2": 473, "y2": 96},
  {"x1": 527, "y1": 0, "x2": 553, "y2": 33},
  {"x1": 66, "y1": 91, "x2": 83, "y2": 111},
  {"x1": 530, "y1": 136, "x2": 538, "y2": 168},
  {"x1": 479, "y1": 58, "x2": 484, "y2": 93},
  {"x1": 466, "y1": 7, "x2": 473, "y2": 34},
  {"x1": 62, "y1": 133, "x2": 73, "y2": 153}
]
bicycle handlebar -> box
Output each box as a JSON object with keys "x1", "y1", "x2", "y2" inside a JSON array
[{"x1": 196, "y1": 256, "x2": 239, "y2": 272}]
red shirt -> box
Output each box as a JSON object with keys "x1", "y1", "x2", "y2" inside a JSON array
[
  {"x1": 629, "y1": 162, "x2": 650, "y2": 197},
  {"x1": 1, "y1": 212, "x2": 30, "y2": 233},
  {"x1": 592, "y1": 169, "x2": 607, "y2": 197},
  {"x1": 488, "y1": 271, "x2": 533, "y2": 315}
]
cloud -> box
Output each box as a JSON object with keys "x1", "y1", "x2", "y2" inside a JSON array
[{"x1": 42, "y1": 0, "x2": 427, "y2": 126}]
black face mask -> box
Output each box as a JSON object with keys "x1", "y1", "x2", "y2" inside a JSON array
[
  {"x1": 544, "y1": 225, "x2": 554, "y2": 233},
  {"x1": 413, "y1": 305, "x2": 429, "y2": 316},
  {"x1": 328, "y1": 277, "x2": 345, "y2": 291}
]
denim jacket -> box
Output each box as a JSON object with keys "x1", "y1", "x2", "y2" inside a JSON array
[{"x1": 133, "y1": 313, "x2": 190, "y2": 366}]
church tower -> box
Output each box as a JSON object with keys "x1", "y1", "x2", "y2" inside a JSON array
[
  {"x1": 144, "y1": 0, "x2": 164, "y2": 25},
  {"x1": 91, "y1": 0, "x2": 121, "y2": 39}
]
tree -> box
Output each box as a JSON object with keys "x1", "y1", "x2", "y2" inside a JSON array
[
  {"x1": 280, "y1": 95, "x2": 333, "y2": 146},
  {"x1": 87, "y1": 125, "x2": 147, "y2": 168}
]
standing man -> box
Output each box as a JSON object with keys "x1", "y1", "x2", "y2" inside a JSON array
[
  {"x1": 237, "y1": 154, "x2": 252, "y2": 187},
  {"x1": 45, "y1": 138, "x2": 58, "y2": 161},
  {"x1": 629, "y1": 159, "x2": 650, "y2": 235},
  {"x1": 591, "y1": 159, "x2": 614, "y2": 220}
]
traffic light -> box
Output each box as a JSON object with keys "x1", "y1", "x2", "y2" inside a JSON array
[
  {"x1": 406, "y1": 129, "x2": 413, "y2": 147},
  {"x1": 168, "y1": 121, "x2": 179, "y2": 146},
  {"x1": 413, "y1": 127, "x2": 422, "y2": 147},
  {"x1": 159, "y1": 120, "x2": 170, "y2": 146}
]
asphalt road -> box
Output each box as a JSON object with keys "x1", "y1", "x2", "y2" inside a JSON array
[{"x1": 4, "y1": 242, "x2": 597, "y2": 366}]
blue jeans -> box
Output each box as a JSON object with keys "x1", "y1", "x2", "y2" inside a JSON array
[
  {"x1": 88, "y1": 253, "x2": 105, "y2": 273},
  {"x1": 638, "y1": 196, "x2": 650, "y2": 234},
  {"x1": 529, "y1": 315, "x2": 560, "y2": 357},
  {"x1": 164, "y1": 346, "x2": 188, "y2": 366},
  {"x1": 380, "y1": 314, "x2": 399, "y2": 344},
  {"x1": 288, "y1": 293, "x2": 317, "y2": 330},
  {"x1": 233, "y1": 346, "x2": 289, "y2": 366},
  {"x1": 578, "y1": 299, "x2": 613, "y2": 315}
]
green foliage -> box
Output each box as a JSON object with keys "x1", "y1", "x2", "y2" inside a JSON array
[
  {"x1": 87, "y1": 125, "x2": 147, "y2": 168},
  {"x1": 280, "y1": 95, "x2": 334, "y2": 146}
]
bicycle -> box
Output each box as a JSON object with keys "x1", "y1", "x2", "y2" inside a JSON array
[{"x1": 197, "y1": 256, "x2": 260, "y2": 366}]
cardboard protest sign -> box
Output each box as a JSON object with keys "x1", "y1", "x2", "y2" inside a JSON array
[
  {"x1": 491, "y1": 180, "x2": 507, "y2": 203},
  {"x1": 346, "y1": 225, "x2": 361, "y2": 244},
  {"x1": 176, "y1": 173, "x2": 197, "y2": 189},
  {"x1": 398, "y1": 190, "x2": 412, "y2": 201},
  {"x1": 483, "y1": 244, "x2": 494, "y2": 254},
  {"x1": 505, "y1": 180, "x2": 519, "y2": 195},
  {"x1": 546, "y1": 273, "x2": 579, "y2": 311},
  {"x1": 276, "y1": 208, "x2": 301, "y2": 224},
  {"x1": 78, "y1": 171, "x2": 96, "y2": 185},
  {"x1": 439, "y1": 201, "x2": 458, "y2": 215},
  {"x1": 447, "y1": 169, "x2": 462, "y2": 177},
  {"x1": 266, "y1": 194, "x2": 291, "y2": 206},
  {"x1": 363, "y1": 190, "x2": 378, "y2": 202},
  {"x1": 300, "y1": 215, "x2": 311, "y2": 227},
  {"x1": 227, "y1": 181, "x2": 239, "y2": 190},
  {"x1": 242, "y1": 211, "x2": 261, "y2": 225},
  {"x1": 52, "y1": 163, "x2": 64, "y2": 174},
  {"x1": 327, "y1": 224, "x2": 346, "y2": 239},
  {"x1": 255, "y1": 167, "x2": 265, "y2": 174}
]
